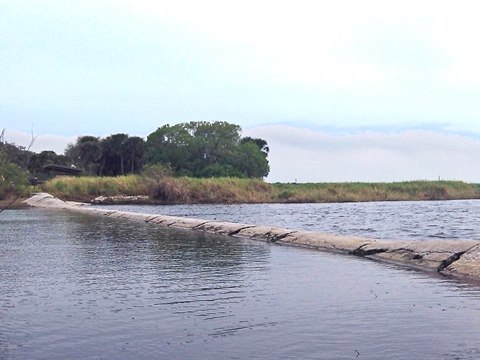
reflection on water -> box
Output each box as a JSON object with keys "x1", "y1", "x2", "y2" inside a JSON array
[
  {"x1": 1, "y1": 207, "x2": 480, "y2": 359},
  {"x1": 102, "y1": 199, "x2": 480, "y2": 240}
]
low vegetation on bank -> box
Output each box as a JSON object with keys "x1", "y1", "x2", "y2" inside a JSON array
[
  {"x1": 40, "y1": 175, "x2": 272, "y2": 204},
  {"x1": 38, "y1": 176, "x2": 480, "y2": 204},
  {"x1": 272, "y1": 181, "x2": 480, "y2": 202}
]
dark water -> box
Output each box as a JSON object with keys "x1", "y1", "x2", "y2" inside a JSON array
[
  {"x1": 99, "y1": 200, "x2": 480, "y2": 241},
  {"x1": 2, "y1": 207, "x2": 480, "y2": 359}
]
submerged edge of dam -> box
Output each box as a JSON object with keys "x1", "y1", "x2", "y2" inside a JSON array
[{"x1": 23, "y1": 193, "x2": 480, "y2": 280}]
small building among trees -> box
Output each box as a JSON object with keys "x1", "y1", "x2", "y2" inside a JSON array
[{"x1": 43, "y1": 164, "x2": 82, "y2": 176}]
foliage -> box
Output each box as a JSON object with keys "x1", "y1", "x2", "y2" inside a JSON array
[
  {"x1": 0, "y1": 141, "x2": 31, "y2": 168},
  {"x1": 0, "y1": 151, "x2": 29, "y2": 199},
  {"x1": 146, "y1": 121, "x2": 269, "y2": 178},
  {"x1": 100, "y1": 133, "x2": 129, "y2": 176},
  {"x1": 28, "y1": 150, "x2": 69, "y2": 177},
  {"x1": 124, "y1": 136, "x2": 145, "y2": 174},
  {"x1": 240, "y1": 137, "x2": 269, "y2": 156},
  {"x1": 65, "y1": 134, "x2": 146, "y2": 176},
  {"x1": 63, "y1": 122, "x2": 269, "y2": 179},
  {"x1": 65, "y1": 136, "x2": 102, "y2": 175}
]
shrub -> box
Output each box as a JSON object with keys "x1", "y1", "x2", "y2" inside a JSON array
[{"x1": 0, "y1": 153, "x2": 29, "y2": 199}]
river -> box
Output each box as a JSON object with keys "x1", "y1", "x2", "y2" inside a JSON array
[
  {"x1": 98, "y1": 199, "x2": 480, "y2": 240},
  {"x1": 1, "y1": 201, "x2": 480, "y2": 359}
]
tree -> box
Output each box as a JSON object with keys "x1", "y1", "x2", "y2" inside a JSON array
[
  {"x1": 123, "y1": 136, "x2": 145, "y2": 174},
  {"x1": 146, "y1": 123, "x2": 194, "y2": 174},
  {"x1": 240, "y1": 137, "x2": 269, "y2": 156},
  {"x1": 66, "y1": 134, "x2": 146, "y2": 176},
  {"x1": 65, "y1": 136, "x2": 102, "y2": 175},
  {"x1": 0, "y1": 142, "x2": 31, "y2": 168},
  {"x1": 233, "y1": 142, "x2": 270, "y2": 178},
  {"x1": 0, "y1": 151, "x2": 29, "y2": 199},
  {"x1": 100, "y1": 133, "x2": 129, "y2": 176},
  {"x1": 146, "y1": 121, "x2": 269, "y2": 178},
  {"x1": 28, "y1": 151, "x2": 69, "y2": 177}
]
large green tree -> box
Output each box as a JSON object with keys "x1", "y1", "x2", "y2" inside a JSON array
[{"x1": 146, "y1": 121, "x2": 269, "y2": 178}]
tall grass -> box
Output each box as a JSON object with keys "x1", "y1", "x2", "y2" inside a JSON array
[
  {"x1": 41, "y1": 175, "x2": 150, "y2": 201},
  {"x1": 40, "y1": 176, "x2": 480, "y2": 204},
  {"x1": 272, "y1": 181, "x2": 480, "y2": 203},
  {"x1": 41, "y1": 175, "x2": 274, "y2": 203},
  {"x1": 151, "y1": 177, "x2": 273, "y2": 203}
]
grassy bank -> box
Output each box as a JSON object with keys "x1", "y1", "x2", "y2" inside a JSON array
[
  {"x1": 40, "y1": 176, "x2": 272, "y2": 203},
  {"x1": 272, "y1": 181, "x2": 480, "y2": 202},
  {"x1": 38, "y1": 176, "x2": 480, "y2": 204},
  {"x1": 40, "y1": 175, "x2": 150, "y2": 202}
]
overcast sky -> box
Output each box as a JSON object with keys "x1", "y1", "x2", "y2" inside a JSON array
[{"x1": 2, "y1": 0, "x2": 480, "y2": 182}]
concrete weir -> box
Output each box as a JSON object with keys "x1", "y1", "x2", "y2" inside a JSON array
[{"x1": 23, "y1": 193, "x2": 480, "y2": 280}]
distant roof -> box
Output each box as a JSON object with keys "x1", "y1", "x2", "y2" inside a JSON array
[{"x1": 43, "y1": 164, "x2": 82, "y2": 175}]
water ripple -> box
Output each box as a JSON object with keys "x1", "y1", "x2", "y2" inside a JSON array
[
  {"x1": 101, "y1": 199, "x2": 480, "y2": 240},
  {"x1": 2, "y1": 207, "x2": 480, "y2": 359}
]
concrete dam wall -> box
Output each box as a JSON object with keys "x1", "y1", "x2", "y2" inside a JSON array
[{"x1": 23, "y1": 193, "x2": 480, "y2": 280}]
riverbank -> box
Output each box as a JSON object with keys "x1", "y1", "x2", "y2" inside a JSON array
[
  {"x1": 23, "y1": 193, "x2": 480, "y2": 281},
  {"x1": 0, "y1": 196, "x2": 29, "y2": 210},
  {"x1": 38, "y1": 175, "x2": 480, "y2": 204}
]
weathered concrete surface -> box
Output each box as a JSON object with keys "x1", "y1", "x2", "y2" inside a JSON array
[
  {"x1": 445, "y1": 245, "x2": 480, "y2": 278},
  {"x1": 196, "y1": 221, "x2": 254, "y2": 235},
  {"x1": 279, "y1": 231, "x2": 373, "y2": 252},
  {"x1": 23, "y1": 192, "x2": 71, "y2": 208},
  {"x1": 359, "y1": 239, "x2": 480, "y2": 272},
  {"x1": 23, "y1": 193, "x2": 480, "y2": 279},
  {"x1": 236, "y1": 226, "x2": 298, "y2": 242}
]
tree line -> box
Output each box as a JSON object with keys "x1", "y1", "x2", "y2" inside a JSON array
[
  {"x1": 1, "y1": 121, "x2": 270, "y2": 198},
  {"x1": 66, "y1": 121, "x2": 269, "y2": 178}
]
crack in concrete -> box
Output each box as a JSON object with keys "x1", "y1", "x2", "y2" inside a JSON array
[
  {"x1": 271, "y1": 231, "x2": 298, "y2": 243},
  {"x1": 437, "y1": 244, "x2": 480, "y2": 272},
  {"x1": 192, "y1": 221, "x2": 215, "y2": 230},
  {"x1": 229, "y1": 225, "x2": 257, "y2": 236},
  {"x1": 350, "y1": 244, "x2": 388, "y2": 257},
  {"x1": 437, "y1": 251, "x2": 468, "y2": 272}
]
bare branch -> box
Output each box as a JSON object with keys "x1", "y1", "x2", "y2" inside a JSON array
[{"x1": 24, "y1": 125, "x2": 38, "y2": 168}]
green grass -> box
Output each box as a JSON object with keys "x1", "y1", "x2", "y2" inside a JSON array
[
  {"x1": 271, "y1": 180, "x2": 480, "y2": 203},
  {"x1": 150, "y1": 177, "x2": 272, "y2": 204},
  {"x1": 40, "y1": 176, "x2": 480, "y2": 204},
  {"x1": 41, "y1": 175, "x2": 150, "y2": 201}
]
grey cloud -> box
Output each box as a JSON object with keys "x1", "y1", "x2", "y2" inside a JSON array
[
  {"x1": 245, "y1": 125, "x2": 480, "y2": 183},
  {"x1": 4, "y1": 130, "x2": 76, "y2": 154}
]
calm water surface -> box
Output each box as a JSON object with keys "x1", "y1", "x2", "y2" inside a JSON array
[{"x1": 1, "y1": 205, "x2": 480, "y2": 359}]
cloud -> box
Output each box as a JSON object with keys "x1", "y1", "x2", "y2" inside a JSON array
[
  {"x1": 2, "y1": 130, "x2": 76, "y2": 154},
  {"x1": 244, "y1": 125, "x2": 480, "y2": 183},
  {"x1": 3, "y1": 1, "x2": 480, "y2": 136}
]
